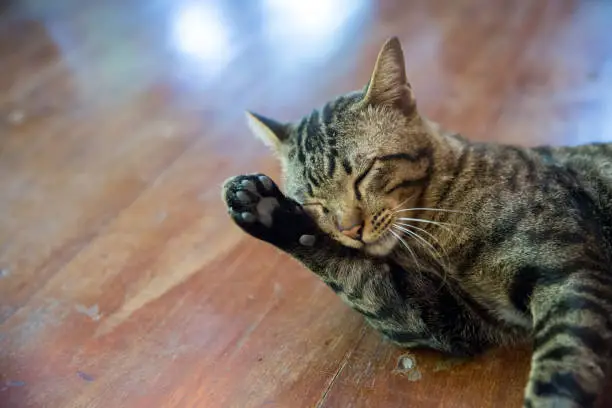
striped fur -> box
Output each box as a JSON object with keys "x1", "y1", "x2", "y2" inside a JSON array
[{"x1": 227, "y1": 38, "x2": 612, "y2": 407}]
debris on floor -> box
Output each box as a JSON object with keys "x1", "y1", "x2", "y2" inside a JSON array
[
  {"x1": 75, "y1": 304, "x2": 102, "y2": 321},
  {"x1": 77, "y1": 371, "x2": 95, "y2": 382},
  {"x1": 393, "y1": 353, "x2": 422, "y2": 382}
]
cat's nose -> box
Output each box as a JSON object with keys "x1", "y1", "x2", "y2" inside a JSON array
[
  {"x1": 339, "y1": 223, "x2": 363, "y2": 240},
  {"x1": 337, "y1": 211, "x2": 364, "y2": 240}
]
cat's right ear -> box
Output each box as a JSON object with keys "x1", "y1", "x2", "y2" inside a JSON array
[
  {"x1": 361, "y1": 37, "x2": 416, "y2": 116},
  {"x1": 246, "y1": 111, "x2": 290, "y2": 153}
]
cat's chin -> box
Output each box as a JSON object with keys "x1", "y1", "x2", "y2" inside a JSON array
[{"x1": 364, "y1": 234, "x2": 398, "y2": 257}]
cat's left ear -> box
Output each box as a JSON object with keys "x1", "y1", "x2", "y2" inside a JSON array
[
  {"x1": 246, "y1": 111, "x2": 291, "y2": 152},
  {"x1": 362, "y1": 37, "x2": 416, "y2": 116}
]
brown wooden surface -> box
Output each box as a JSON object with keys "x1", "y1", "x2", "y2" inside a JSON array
[{"x1": 1, "y1": 1, "x2": 611, "y2": 407}]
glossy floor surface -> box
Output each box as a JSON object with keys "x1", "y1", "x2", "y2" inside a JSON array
[{"x1": 1, "y1": 1, "x2": 612, "y2": 407}]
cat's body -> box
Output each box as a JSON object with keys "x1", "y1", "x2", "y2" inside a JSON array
[{"x1": 223, "y1": 38, "x2": 612, "y2": 408}]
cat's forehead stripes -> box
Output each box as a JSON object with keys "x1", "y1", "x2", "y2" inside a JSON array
[
  {"x1": 342, "y1": 158, "x2": 353, "y2": 175},
  {"x1": 293, "y1": 94, "x2": 362, "y2": 197}
]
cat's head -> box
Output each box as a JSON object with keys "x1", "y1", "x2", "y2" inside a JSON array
[{"x1": 247, "y1": 37, "x2": 440, "y2": 256}]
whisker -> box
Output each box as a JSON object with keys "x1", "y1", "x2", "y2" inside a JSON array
[
  {"x1": 393, "y1": 224, "x2": 442, "y2": 261},
  {"x1": 391, "y1": 194, "x2": 416, "y2": 212},
  {"x1": 396, "y1": 222, "x2": 453, "y2": 270},
  {"x1": 396, "y1": 217, "x2": 456, "y2": 226},
  {"x1": 390, "y1": 229, "x2": 421, "y2": 272},
  {"x1": 398, "y1": 221, "x2": 461, "y2": 251},
  {"x1": 396, "y1": 217, "x2": 458, "y2": 232},
  {"x1": 393, "y1": 224, "x2": 450, "y2": 291},
  {"x1": 397, "y1": 222, "x2": 446, "y2": 250},
  {"x1": 394, "y1": 208, "x2": 469, "y2": 215}
]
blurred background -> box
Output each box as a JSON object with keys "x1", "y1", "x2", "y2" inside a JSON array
[{"x1": 1, "y1": 1, "x2": 611, "y2": 407}]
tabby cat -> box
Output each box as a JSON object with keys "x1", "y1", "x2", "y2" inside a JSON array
[{"x1": 222, "y1": 37, "x2": 612, "y2": 408}]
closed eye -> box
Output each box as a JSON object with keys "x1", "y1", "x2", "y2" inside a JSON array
[
  {"x1": 360, "y1": 152, "x2": 432, "y2": 195},
  {"x1": 303, "y1": 202, "x2": 329, "y2": 214},
  {"x1": 384, "y1": 178, "x2": 428, "y2": 194}
]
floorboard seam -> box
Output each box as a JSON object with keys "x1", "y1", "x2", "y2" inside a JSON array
[{"x1": 315, "y1": 325, "x2": 368, "y2": 408}]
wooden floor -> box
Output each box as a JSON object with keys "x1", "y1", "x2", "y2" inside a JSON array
[{"x1": 1, "y1": 1, "x2": 612, "y2": 407}]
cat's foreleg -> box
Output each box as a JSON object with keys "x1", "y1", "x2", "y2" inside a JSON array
[{"x1": 222, "y1": 173, "x2": 326, "y2": 259}]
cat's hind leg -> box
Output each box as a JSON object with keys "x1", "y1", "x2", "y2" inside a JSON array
[{"x1": 524, "y1": 272, "x2": 612, "y2": 408}]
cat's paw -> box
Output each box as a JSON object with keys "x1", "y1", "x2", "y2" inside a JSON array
[
  {"x1": 224, "y1": 174, "x2": 283, "y2": 228},
  {"x1": 222, "y1": 174, "x2": 319, "y2": 249}
]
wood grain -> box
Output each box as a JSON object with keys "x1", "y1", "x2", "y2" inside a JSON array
[{"x1": 1, "y1": 0, "x2": 611, "y2": 407}]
